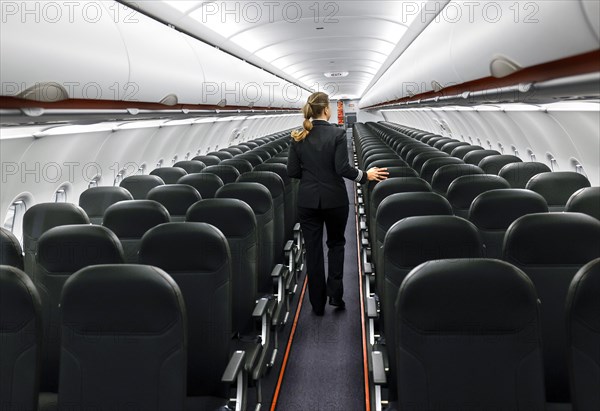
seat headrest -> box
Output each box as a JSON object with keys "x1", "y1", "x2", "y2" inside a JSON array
[
  {"x1": 420, "y1": 157, "x2": 464, "y2": 182},
  {"x1": 504, "y1": 213, "x2": 600, "y2": 265},
  {"x1": 451, "y1": 145, "x2": 484, "y2": 159},
  {"x1": 149, "y1": 167, "x2": 188, "y2": 184},
  {"x1": 38, "y1": 225, "x2": 124, "y2": 273},
  {"x1": 120, "y1": 175, "x2": 165, "y2": 200},
  {"x1": 222, "y1": 147, "x2": 244, "y2": 156},
  {"x1": 432, "y1": 138, "x2": 456, "y2": 150},
  {"x1": 440, "y1": 141, "x2": 469, "y2": 154},
  {"x1": 412, "y1": 151, "x2": 449, "y2": 171},
  {"x1": 146, "y1": 185, "x2": 201, "y2": 216},
  {"x1": 207, "y1": 151, "x2": 234, "y2": 160},
  {"x1": 384, "y1": 215, "x2": 483, "y2": 267},
  {"x1": 192, "y1": 155, "x2": 221, "y2": 166},
  {"x1": 220, "y1": 159, "x2": 254, "y2": 174},
  {"x1": 367, "y1": 159, "x2": 409, "y2": 169},
  {"x1": 23, "y1": 203, "x2": 90, "y2": 240},
  {"x1": 398, "y1": 259, "x2": 537, "y2": 332},
  {"x1": 371, "y1": 178, "x2": 431, "y2": 210},
  {"x1": 498, "y1": 162, "x2": 551, "y2": 189},
  {"x1": 0, "y1": 265, "x2": 40, "y2": 331},
  {"x1": 237, "y1": 171, "x2": 285, "y2": 198},
  {"x1": 376, "y1": 192, "x2": 453, "y2": 233},
  {"x1": 463, "y1": 149, "x2": 501, "y2": 165},
  {"x1": 177, "y1": 173, "x2": 224, "y2": 199},
  {"x1": 201, "y1": 165, "x2": 241, "y2": 184},
  {"x1": 173, "y1": 160, "x2": 206, "y2": 174},
  {"x1": 478, "y1": 155, "x2": 522, "y2": 174},
  {"x1": 236, "y1": 153, "x2": 263, "y2": 167},
  {"x1": 78, "y1": 186, "x2": 133, "y2": 218},
  {"x1": 140, "y1": 223, "x2": 229, "y2": 272},
  {"x1": 446, "y1": 174, "x2": 511, "y2": 208},
  {"x1": 103, "y1": 200, "x2": 170, "y2": 239},
  {"x1": 186, "y1": 199, "x2": 256, "y2": 237},
  {"x1": 384, "y1": 167, "x2": 418, "y2": 179},
  {"x1": 567, "y1": 258, "x2": 600, "y2": 332},
  {"x1": 431, "y1": 164, "x2": 485, "y2": 194},
  {"x1": 526, "y1": 172, "x2": 591, "y2": 206},
  {"x1": 254, "y1": 163, "x2": 290, "y2": 184},
  {"x1": 0, "y1": 227, "x2": 24, "y2": 270},
  {"x1": 62, "y1": 265, "x2": 184, "y2": 334},
  {"x1": 565, "y1": 187, "x2": 600, "y2": 221},
  {"x1": 469, "y1": 189, "x2": 548, "y2": 230},
  {"x1": 215, "y1": 182, "x2": 273, "y2": 215}
]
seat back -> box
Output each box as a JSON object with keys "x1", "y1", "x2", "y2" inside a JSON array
[
  {"x1": 59, "y1": 265, "x2": 186, "y2": 411},
  {"x1": 36, "y1": 225, "x2": 124, "y2": 392},
  {"x1": 216, "y1": 183, "x2": 275, "y2": 294},
  {"x1": 411, "y1": 151, "x2": 449, "y2": 173},
  {"x1": 120, "y1": 175, "x2": 165, "y2": 199},
  {"x1": 146, "y1": 184, "x2": 201, "y2": 222},
  {"x1": 201, "y1": 165, "x2": 241, "y2": 185},
  {"x1": 451, "y1": 145, "x2": 484, "y2": 159},
  {"x1": 478, "y1": 154, "x2": 522, "y2": 174},
  {"x1": 498, "y1": 162, "x2": 551, "y2": 188},
  {"x1": 565, "y1": 187, "x2": 600, "y2": 221},
  {"x1": 192, "y1": 155, "x2": 221, "y2": 166},
  {"x1": 177, "y1": 173, "x2": 224, "y2": 199},
  {"x1": 236, "y1": 153, "x2": 263, "y2": 167},
  {"x1": 173, "y1": 160, "x2": 206, "y2": 174},
  {"x1": 566, "y1": 258, "x2": 600, "y2": 411},
  {"x1": 139, "y1": 223, "x2": 232, "y2": 398},
  {"x1": 22, "y1": 203, "x2": 90, "y2": 275},
  {"x1": 446, "y1": 174, "x2": 510, "y2": 218},
  {"x1": 150, "y1": 167, "x2": 188, "y2": 184},
  {"x1": 463, "y1": 149, "x2": 501, "y2": 165},
  {"x1": 207, "y1": 151, "x2": 234, "y2": 160},
  {"x1": 396, "y1": 259, "x2": 546, "y2": 409},
  {"x1": 527, "y1": 172, "x2": 591, "y2": 211},
  {"x1": 440, "y1": 141, "x2": 469, "y2": 155},
  {"x1": 504, "y1": 213, "x2": 600, "y2": 402},
  {"x1": 382, "y1": 215, "x2": 483, "y2": 401},
  {"x1": 1, "y1": 227, "x2": 24, "y2": 270},
  {"x1": 254, "y1": 163, "x2": 296, "y2": 239},
  {"x1": 103, "y1": 200, "x2": 170, "y2": 263},
  {"x1": 187, "y1": 199, "x2": 258, "y2": 335},
  {"x1": 431, "y1": 164, "x2": 485, "y2": 194},
  {"x1": 220, "y1": 158, "x2": 254, "y2": 175},
  {"x1": 420, "y1": 157, "x2": 464, "y2": 183},
  {"x1": 78, "y1": 186, "x2": 133, "y2": 224},
  {"x1": 0, "y1": 265, "x2": 41, "y2": 411},
  {"x1": 468, "y1": 189, "x2": 548, "y2": 259}
]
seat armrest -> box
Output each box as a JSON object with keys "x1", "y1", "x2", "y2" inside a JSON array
[
  {"x1": 360, "y1": 221, "x2": 367, "y2": 231},
  {"x1": 293, "y1": 223, "x2": 301, "y2": 232},
  {"x1": 366, "y1": 296, "x2": 378, "y2": 319},
  {"x1": 222, "y1": 350, "x2": 246, "y2": 383},
  {"x1": 364, "y1": 262, "x2": 373, "y2": 275},
  {"x1": 371, "y1": 351, "x2": 387, "y2": 385},
  {"x1": 271, "y1": 263, "x2": 288, "y2": 278},
  {"x1": 284, "y1": 240, "x2": 294, "y2": 252},
  {"x1": 252, "y1": 298, "x2": 269, "y2": 318}
]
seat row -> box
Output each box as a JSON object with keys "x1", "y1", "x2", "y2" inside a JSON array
[
  {"x1": 0, "y1": 130, "x2": 302, "y2": 411},
  {"x1": 351, "y1": 122, "x2": 600, "y2": 411}
]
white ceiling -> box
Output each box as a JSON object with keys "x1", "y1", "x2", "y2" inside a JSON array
[{"x1": 126, "y1": 1, "x2": 424, "y2": 100}]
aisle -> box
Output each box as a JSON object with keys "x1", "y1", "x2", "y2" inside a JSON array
[{"x1": 273, "y1": 134, "x2": 365, "y2": 411}]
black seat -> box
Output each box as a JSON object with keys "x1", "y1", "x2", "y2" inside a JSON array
[
  {"x1": 526, "y1": 172, "x2": 591, "y2": 211},
  {"x1": 504, "y1": 213, "x2": 600, "y2": 405},
  {"x1": 120, "y1": 175, "x2": 165, "y2": 199},
  {"x1": 411, "y1": 151, "x2": 449, "y2": 173},
  {"x1": 0, "y1": 265, "x2": 41, "y2": 411},
  {"x1": 380, "y1": 216, "x2": 483, "y2": 401},
  {"x1": 36, "y1": 225, "x2": 124, "y2": 395},
  {"x1": 566, "y1": 258, "x2": 600, "y2": 411},
  {"x1": 367, "y1": 159, "x2": 409, "y2": 170},
  {"x1": 174, "y1": 160, "x2": 207, "y2": 174},
  {"x1": 1, "y1": 227, "x2": 24, "y2": 270},
  {"x1": 139, "y1": 223, "x2": 246, "y2": 408},
  {"x1": 446, "y1": 174, "x2": 510, "y2": 218},
  {"x1": 430, "y1": 164, "x2": 485, "y2": 195},
  {"x1": 103, "y1": 200, "x2": 170, "y2": 263},
  {"x1": 498, "y1": 161, "x2": 551, "y2": 188},
  {"x1": 150, "y1": 167, "x2": 188, "y2": 184},
  {"x1": 249, "y1": 150, "x2": 270, "y2": 162},
  {"x1": 146, "y1": 184, "x2": 202, "y2": 222},
  {"x1": 201, "y1": 165, "x2": 241, "y2": 185},
  {"x1": 394, "y1": 259, "x2": 545, "y2": 409},
  {"x1": 463, "y1": 149, "x2": 501, "y2": 165},
  {"x1": 478, "y1": 154, "x2": 522, "y2": 174},
  {"x1": 192, "y1": 155, "x2": 221, "y2": 166},
  {"x1": 78, "y1": 186, "x2": 133, "y2": 224},
  {"x1": 468, "y1": 189, "x2": 548, "y2": 259},
  {"x1": 59, "y1": 265, "x2": 187, "y2": 411},
  {"x1": 221, "y1": 147, "x2": 244, "y2": 156},
  {"x1": 220, "y1": 158, "x2": 254, "y2": 175},
  {"x1": 451, "y1": 145, "x2": 484, "y2": 159},
  {"x1": 420, "y1": 157, "x2": 464, "y2": 183},
  {"x1": 432, "y1": 138, "x2": 456, "y2": 150},
  {"x1": 177, "y1": 173, "x2": 224, "y2": 199},
  {"x1": 22, "y1": 203, "x2": 90, "y2": 276},
  {"x1": 254, "y1": 163, "x2": 297, "y2": 240},
  {"x1": 565, "y1": 186, "x2": 600, "y2": 221},
  {"x1": 230, "y1": 145, "x2": 250, "y2": 153},
  {"x1": 237, "y1": 153, "x2": 263, "y2": 167},
  {"x1": 440, "y1": 141, "x2": 469, "y2": 155},
  {"x1": 207, "y1": 151, "x2": 234, "y2": 160}
]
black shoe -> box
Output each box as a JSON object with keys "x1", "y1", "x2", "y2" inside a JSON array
[
  {"x1": 312, "y1": 306, "x2": 325, "y2": 316},
  {"x1": 328, "y1": 297, "x2": 345, "y2": 310}
]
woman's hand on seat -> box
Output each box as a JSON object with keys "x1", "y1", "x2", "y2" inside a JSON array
[{"x1": 366, "y1": 167, "x2": 389, "y2": 182}]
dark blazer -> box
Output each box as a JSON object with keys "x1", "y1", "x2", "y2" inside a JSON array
[{"x1": 287, "y1": 120, "x2": 368, "y2": 209}]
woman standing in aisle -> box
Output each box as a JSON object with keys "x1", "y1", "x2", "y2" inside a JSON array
[{"x1": 287, "y1": 92, "x2": 388, "y2": 315}]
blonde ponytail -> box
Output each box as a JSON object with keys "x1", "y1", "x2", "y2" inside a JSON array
[{"x1": 291, "y1": 92, "x2": 330, "y2": 142}]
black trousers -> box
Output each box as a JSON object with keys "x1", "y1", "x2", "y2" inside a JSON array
[{"x1": 298, "y1": 204, "x2": 349, "y2": 311}]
